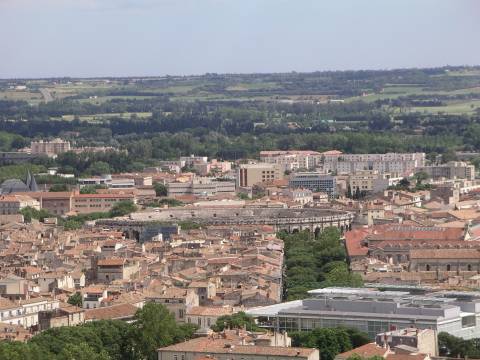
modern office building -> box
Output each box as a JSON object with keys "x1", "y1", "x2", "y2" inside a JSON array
[
  {"x1": 237, "y1": 163, "x2": 283, "y2": 188},
  {"x1": 289, "y1": 172, "x2": 336, "y2": 197},
  {"x1": 247, "y1": 287, "x2": 480, "y2": 340}
]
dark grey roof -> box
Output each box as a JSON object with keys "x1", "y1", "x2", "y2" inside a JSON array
[{"x1": 0, "y1": 179, "x2": 29, "y2": 194}]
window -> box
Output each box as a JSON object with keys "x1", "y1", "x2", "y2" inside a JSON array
[
  {"x1": 198, "y1": 318, "x2": 201, "y2": 326},
  {"x1": 468, "y1": 264, "x2": 472, "y2": 271},
  {"x1": 426, "y1": 264, "x2": 430, "y2": 271},
  {"x1": 179, "y1": 309, "x2": 184, "y2": 319},
  {"x1": 447, "y1": 264, "x2": 451, "y2": 271}
]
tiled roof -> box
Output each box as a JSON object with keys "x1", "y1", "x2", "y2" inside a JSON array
[
  {"x1": 337, "y1": 343, "x2": 388, "y2": 359},
  {"x1": 187, "y1": 306, "x2": 233, "y2": 317},
  {"x1": 85, "y1": 303, "x2": 137, "y2": 321},
  {"x1": 159, "y1": 337, "x2": 316, "y2": 357},
  {"x1": 410, "y1": 248, "x2": 480, "y2": 259},
  {"x1": 345, "y1": 228, "x2": 370, "y2": 257},
  {"x1": 97, "y1": 258, "x2": 125, "y2": 266}
]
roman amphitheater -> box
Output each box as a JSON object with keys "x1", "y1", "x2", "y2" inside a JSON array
[{"x1": 97, "y1": 206, "x2": 354, "y2": 236}]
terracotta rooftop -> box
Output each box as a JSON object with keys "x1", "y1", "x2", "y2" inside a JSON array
[
  {"x1": 410, "y1": 248, "x2": 480, "y2": 259},
  {"x1": 187, "y1": 306, "x2": 233, "y2": 317},
  {"x1": 85, "y1": 303, "x2": 138, "y2": 321},
  {"x1": 97, "y1": 258, "x2": 125, "y2": 266},
  {"x1": 158, "y1": 337, "x2": 317, "y2": 357},
  {"x1": 337, "y1": 343, "x2": 388, "y2": 359}
]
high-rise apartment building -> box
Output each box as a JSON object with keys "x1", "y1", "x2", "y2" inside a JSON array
[{"x1": 237, "y1": 163, "x2": 283, "y2": 188}]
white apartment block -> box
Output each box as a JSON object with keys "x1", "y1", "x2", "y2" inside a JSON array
[
  {"x1": 260, "y1": 150, "x2": 425, "y2": 176},
  {"x1": 321, "y1": 152, "x2": 425, "y2": 176},
  {"x1": 167, "y1": 177, "x2": 236, "y2": 197},
  {"x1": 260, "y1": 151, "x2": 321, "y2": 170}
]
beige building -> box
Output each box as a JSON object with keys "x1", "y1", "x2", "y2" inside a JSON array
[
  {"x1": 0, "y1": 194, "x2": 40, "y2": 215},
  {"x1": 186, "y1": 306, "x2": 234, "y2": 335},
  {"x1": 31, "y1": 138, "x2": 71, "y2": 157},
  {"x1": 0, "y1": 275, "x2": 29, "y2": 300},
  {"x1": 409, "y1": 249, "x2": 480, "y2": 273},
  {"x1": 260, "y1": 150, "x2": 321, "y2": 170},
  {"x1": 38, "y1": 305, "x2": 85, "y2": 330},
  {"x1": 23, "y1": 191, "x2": 73, "y2": 215},
  {"x1": 348, "y1": 171, "x2": 402, "y2": 193},
  {"x1": 418, "y1": 161, "x2": 475, "y2": 181},
  {"x1": 158, "y1": 337, "x2": 319, "y2": 360},
  {"x1": 237, "y1": 163, "x2": 283, "y2": 188},
  {"x1": 96, "y1": 258, "x2": 140, "y2": 283},
  {"x1": 72, "y1": 193, "x2": 136, "y2": 214},
  {"x1": 146, "y1": 288, "x2": 199, "y2": 323},
  {"x1": 167, "y1": 178, "x2": 235, "y2": 197},
  {"x1": 0, "y1": 297, "x2": 60, "y2": 329}
]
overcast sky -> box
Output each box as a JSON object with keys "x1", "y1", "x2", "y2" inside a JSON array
[{"x1": 1, "y1": 0, "x2": 479, "y2": 78}]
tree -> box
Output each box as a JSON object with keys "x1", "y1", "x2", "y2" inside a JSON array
[
  {"x1": 413, "y1": 171, "x2": 429, "y2": 185},
  {"x1": 291, "y1": 327, "x2": 354, "y2": 360},
  {"x1": 67, "y1": 292, "x2": 83, "y2": 307},
  {"x1": 398, "y1": 177, "x2": 410, "y2": 189},
  {"x1": 58, "y1": 342, "x2": 110, "y2": 360},
  {"x1": 133, "y1": 303, "x2": 184, "y2": 360},
  {"x1": 79, "y1": 184, "x2": 108, "y2": 194},
  {"x1": 109, "y1": 200, "x2": 137, "y2": 217},
  {"x1": 20, "y1": 207, "x2": 52, "y2": 223},
  {"x1": 153, "y1": 182, "x2": 168, "y2": 197},
  {"x1": 49, "y1": 183, "x2": 68, "y2": 192},
  {"x1": 86, "y1": 161, "x2": 111, "y2": 176},
  {"x1": 211, "y1": 312, "x2": 262, "y2": 332}
]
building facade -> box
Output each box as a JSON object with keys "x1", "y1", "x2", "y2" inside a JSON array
[
  {"x1": 31, "y1": 139, "x2": 71, "y2": 157},
  {"x1": 237, "y1": 163, "x2": 284, "y2": 188},
  {"x1": 289, "y1": 173, "x2": 336, "y2": 198},
  {"x1": 247, "y1": 287, "x2": 480, "y2": 340}
]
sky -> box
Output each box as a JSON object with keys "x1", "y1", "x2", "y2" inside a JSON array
[{"x1": 0, "y1": 0, "x2": 479, "y2": 78}]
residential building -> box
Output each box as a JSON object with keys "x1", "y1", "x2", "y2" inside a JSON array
[
  {"x1": 0, "y1": 297, "x2": 60, "y2": 329},
  {"x1": 321, "y1": 152, "x2": 425, "y2": 176},
  {"x1": 289, "y1": 172, "x2": 336, "y2": 198},
  {"x1": 167, "y1": 178, "x2": 236, "y2": 197},
  {"x1": 82, "y1": 287, "x2": 107, "y2": 309},
  {"x1": 0, "y1": 194, "x2": 40, "y2": 215},
  {"x1": 0, "y1": 275, "x2": 29, "y2": 300},
  {"x1": 247, "y1": 287, "x2": 480, "y2": 339},
  {"x1": 38, "y1": 305, "x2": 85, "y2": 330},
  {"x1": 260, "y1": 150, "x2": 321, "y2": 170},
  {"x1": 95, "y1": 258, "x2": 140, "y2": 283},
  {"x1": 157, "y1": 336, "x2": 319, "y2": 360},
  {"x1": 22, "y1": 191, "x2": 74, "y2": 215},
  {"x1": 186, "y1": 306, "x2": 234, "y2": 335},
  {"x1": 31, "y1": 139, "x2": 71, "y2": 157},
  {"x1": 85, "y1": 303, "x2": 139, "y2": 322},
  {"x1": 72, "y1": 193, "x2": 136, "y2": 214},
  {"x1": 348, "y1": 171, "x2": 402, "y2": 193},
  {"x1": 417, "y1": 161, "x2": 475, "y2": 181},
  {"x1": 282, "y1": 188, "x2": 313, "y2": 205},
  {"x1": 146, "y1": 288, "x2": 199, "y2": 322},
  {"x1": 237, "y1": 163, "x2": 284, "y2": 188}
]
